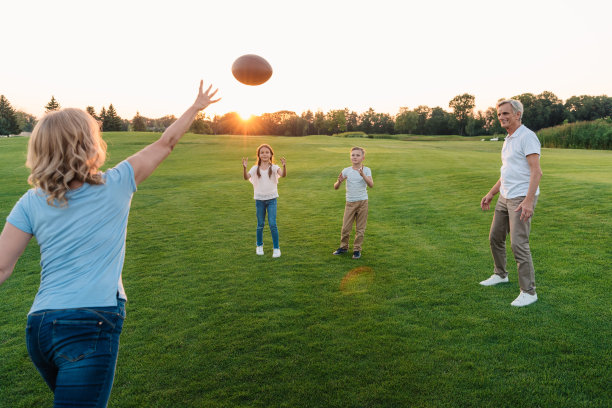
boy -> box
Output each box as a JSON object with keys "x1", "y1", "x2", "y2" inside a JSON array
[{"x1": 332, "y1": 147, "x2": 374, "y2": 259}]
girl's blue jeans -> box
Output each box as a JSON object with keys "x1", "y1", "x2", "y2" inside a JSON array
[
  {"x1": 26, "y1": 299, "x2": 126, "y2": 408},
  {"x1": 256, "y1": 198, "x2": 279, "y2": 249}
]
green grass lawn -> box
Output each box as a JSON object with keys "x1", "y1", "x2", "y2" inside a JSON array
[{"x1": 1, "y1": 133, "x2": 610, "y2": 407}]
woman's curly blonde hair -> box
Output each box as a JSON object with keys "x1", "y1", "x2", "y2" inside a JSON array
[{"x1": 26, "y1": 108, "x2": 107, "y2": 207}]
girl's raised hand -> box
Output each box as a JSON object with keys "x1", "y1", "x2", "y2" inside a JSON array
[
  {"x1": 242, "y1": 157, "x2": 248, "y2": 168},
  {"x1": 280, "y1": 157, "x2": 287, "y2": 166}
]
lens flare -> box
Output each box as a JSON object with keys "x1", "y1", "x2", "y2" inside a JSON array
[{"x1": 340, "y1": 266, "x2": 374, "y2": 294}]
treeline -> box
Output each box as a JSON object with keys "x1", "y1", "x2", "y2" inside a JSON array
[
  {"x1": 208, "y1": 93, "x2": 611, "y2": 137},
  {"x1": 1, "y1": 93, "x2": 610, "y2": 139},
  {"x1": 0, "y1": 95, "x2": 37, "y2": 135}
]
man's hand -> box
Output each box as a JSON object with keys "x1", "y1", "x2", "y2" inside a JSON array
[
  {"x1": 515, "y1": 198, "x2": 534, "y2": 222},
  {"x1": 481, "y1": 193, "x2": 494, "y2": 211}
]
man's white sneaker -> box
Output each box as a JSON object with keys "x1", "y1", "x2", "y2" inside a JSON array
[
  {"x1": 511, "y1": 291, "x2": 538, "y2": 307},
  {"x1": 272, "y1": 248, "x2": 281, "y2": 258},
  {"x1": 256, "y1": 246, "x2": 264, "y2": 255},
  {"x1": 479, "y1": 274, "x2": 509, "y2": 286}
]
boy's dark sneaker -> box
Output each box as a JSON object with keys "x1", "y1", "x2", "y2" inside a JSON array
[
  {"x1": 352, "y1": 251, "x2": 361, "y2": 259},
  {"x1": 333, "y1": 248, "x2": 348, "y2": 255}
]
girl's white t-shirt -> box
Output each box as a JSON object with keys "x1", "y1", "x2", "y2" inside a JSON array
[{"x1": 248, "y1": 164, "x2": 280, "y2": 200}]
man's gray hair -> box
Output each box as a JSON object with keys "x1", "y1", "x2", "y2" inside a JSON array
[{"x1": 496, "y1": 99, "x2": 524, "y2": 119}]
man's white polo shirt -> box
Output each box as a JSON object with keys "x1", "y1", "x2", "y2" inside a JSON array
[{"x1": 500, "y1": 124, "x2": 541, "y2": 199}]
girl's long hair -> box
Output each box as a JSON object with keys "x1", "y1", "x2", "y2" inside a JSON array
[
  {"x1": 26, "y1": 108, "x2": 107, "y2": 207},
  {"x1": 256, "y1": 144, "x2": 275, "y2": 178}
]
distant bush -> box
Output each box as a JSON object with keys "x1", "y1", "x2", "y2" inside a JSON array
[
  {"x1": 537, "y1": 118, "x2": 611, "y2": 150},
  {"x1": 333, "y1": 131, "x2": 368, "y2": 138},
  {"x1": 367, "y1": 133, "x2": 395, "y2": 139}
]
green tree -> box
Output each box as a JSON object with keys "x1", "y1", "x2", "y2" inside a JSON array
[
  {"x1": 99, "y1": 107, "x2": 107, "y2": 129},
  {"x1": 483, "y1": 107, "x2": 504, "y2": 135},
  {"x1": 132, "y1": 111, "x2": 147, "y2": 131},
  {"x1": 45, "y1": 96, "x2": 60, "y2": 112},
  {"x1": 425, "y1": 107, "x2": 455, "y2": 135},
  {"x1": 371, "y1": 112, "x2": 394, "y2": 134},
  {"x1": 301, "y1": 110, "x2": 315, "y2": 135},
  {"x1": 145, "y1": 115, "x2": 177, "y2": 132},
  {"x1": 394, "y1": 108, "x2": 419, "y2": 134},
  {"x1": 465, "y1": 111, "x2": 488, "y2": 136},
  {"x1": 102, "y1": 104, "x2": 123, "y2": 131},
  {"x1": 326, "y1": 110, "x2": 347, "y2": 134},
  {"x1": 358, "y1": 108, "x2": 377, "y2": 134},
  {"x1": 281, "y1": 115, "x2": 309, "y2": 136},
  {"x1": 345, "y1": 109, "x2": 359, "y2": 132},
  {"x1": 86, "y1": 106, "x2": 98, "y2": 120},
  {"x1": 449, "y1": 93, "x2": 475, "y2": 136},
  {"x1": 536, "y1": 91, "x2": 565, "y2": 129},
  {"x1": 212, "y1": 112, "x2": 243, "y2": 134},
  {"x1": 513, "y1": 91, "x2": 564, "y2": 131},
  {"x1": 0, "y1": 95, "x2": 21, "y2": 136},
  {"x1": 413, "y1": 106, "x2": 431, "y2": 135},
  {"x1": 565, "y1": 95, "x2": 612, "y2": 122},
  {"x1": 15, "y1": 110, "x2": 37, "y2": 132},
  {"x1": 189, "y1": 112, "x2": 213, "y2": 134},
  {"x1": 313, "y1": 110, "x2": 326, "y2": 135}
]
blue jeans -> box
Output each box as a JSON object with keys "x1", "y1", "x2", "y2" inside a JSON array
[
  {"x1": 256, "y1": 198, "x2": 279, "y2": 249},
  {"x1": 26, "y1": 299, "x2": 126, "y2": 408}
]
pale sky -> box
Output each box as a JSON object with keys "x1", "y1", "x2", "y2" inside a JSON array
[{"x1": 2, "y1": 0, "x2": 610, "y2": 120}]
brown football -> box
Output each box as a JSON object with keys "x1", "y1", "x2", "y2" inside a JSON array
[{"x1": 231, "y1": 54, "x2": 273, "y2": 86}]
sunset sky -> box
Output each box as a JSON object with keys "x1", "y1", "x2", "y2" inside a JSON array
[{"x1": 2, "y1": 0, "x2": 610, "y2": 120}]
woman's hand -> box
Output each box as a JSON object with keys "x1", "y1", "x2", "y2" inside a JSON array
[{"x1": 193, "y1": 80, "x2": 221, "y2": 111}]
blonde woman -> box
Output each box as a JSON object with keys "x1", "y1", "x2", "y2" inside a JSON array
[{"x1": 0, "y1": 81, "x2": 219, "y2": 407}]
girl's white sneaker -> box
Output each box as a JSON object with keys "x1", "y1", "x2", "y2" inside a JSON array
[
  {"x1": 256, "y1": 246, "x2": 264, "y2": 255},
  {"x1": 272, "y1": 248, "x2": 281, "y2": 258}
]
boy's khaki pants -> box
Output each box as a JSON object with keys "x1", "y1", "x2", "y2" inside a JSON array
[
  {"x1": 489, "y1": 195, "x2": 538, "y2": 295},
  {"x1": 340, "y1": 199, "x2": 368, "y2": 251}
]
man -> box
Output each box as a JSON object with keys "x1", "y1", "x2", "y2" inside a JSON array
[{"x1": 480, "y1": 99, "x2": 543, "y2": 307}]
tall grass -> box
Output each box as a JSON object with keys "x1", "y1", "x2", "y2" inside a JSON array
[
  {"x1": 537, "y1": 118, "x2": 612, "y2": 149},
  {"x1": 1, "y1": 134, "x2": 610, "y2": 407}
]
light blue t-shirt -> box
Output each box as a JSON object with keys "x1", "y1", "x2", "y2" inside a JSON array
[
  {"x1": 7, "y1": 161, "x2": 137, "y2": 314},
  {"x1": 342, "y1": 166, "x2": 372, "y2": 202}
]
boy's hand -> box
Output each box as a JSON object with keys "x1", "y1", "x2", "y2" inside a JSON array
[{"x1": 337, "y1": 172, "x2": 346, "y2": 183}]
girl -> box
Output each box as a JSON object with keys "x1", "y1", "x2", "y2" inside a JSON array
[
  {"x1": 0, "y1": 81, "x2": 220, "y2": 407},
  {"x1": 242, "y1": 144, "x2": 287, "y2": 257}
]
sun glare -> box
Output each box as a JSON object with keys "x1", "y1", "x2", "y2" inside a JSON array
[{"x1": 237, "y1": 112, "x2": 256, "y2": 121}]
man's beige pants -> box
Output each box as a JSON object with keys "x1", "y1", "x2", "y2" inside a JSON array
[
  {"x1": 490, "y1": 195, "x2": 538, "y2": 295},
  {"x1": 340, "y1": 199, "x2": 368, "y2": 252}
]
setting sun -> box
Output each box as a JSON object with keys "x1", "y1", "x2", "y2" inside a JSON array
[{"x1": 236, "y1": 112, "x2": 256, "y2": 122}]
